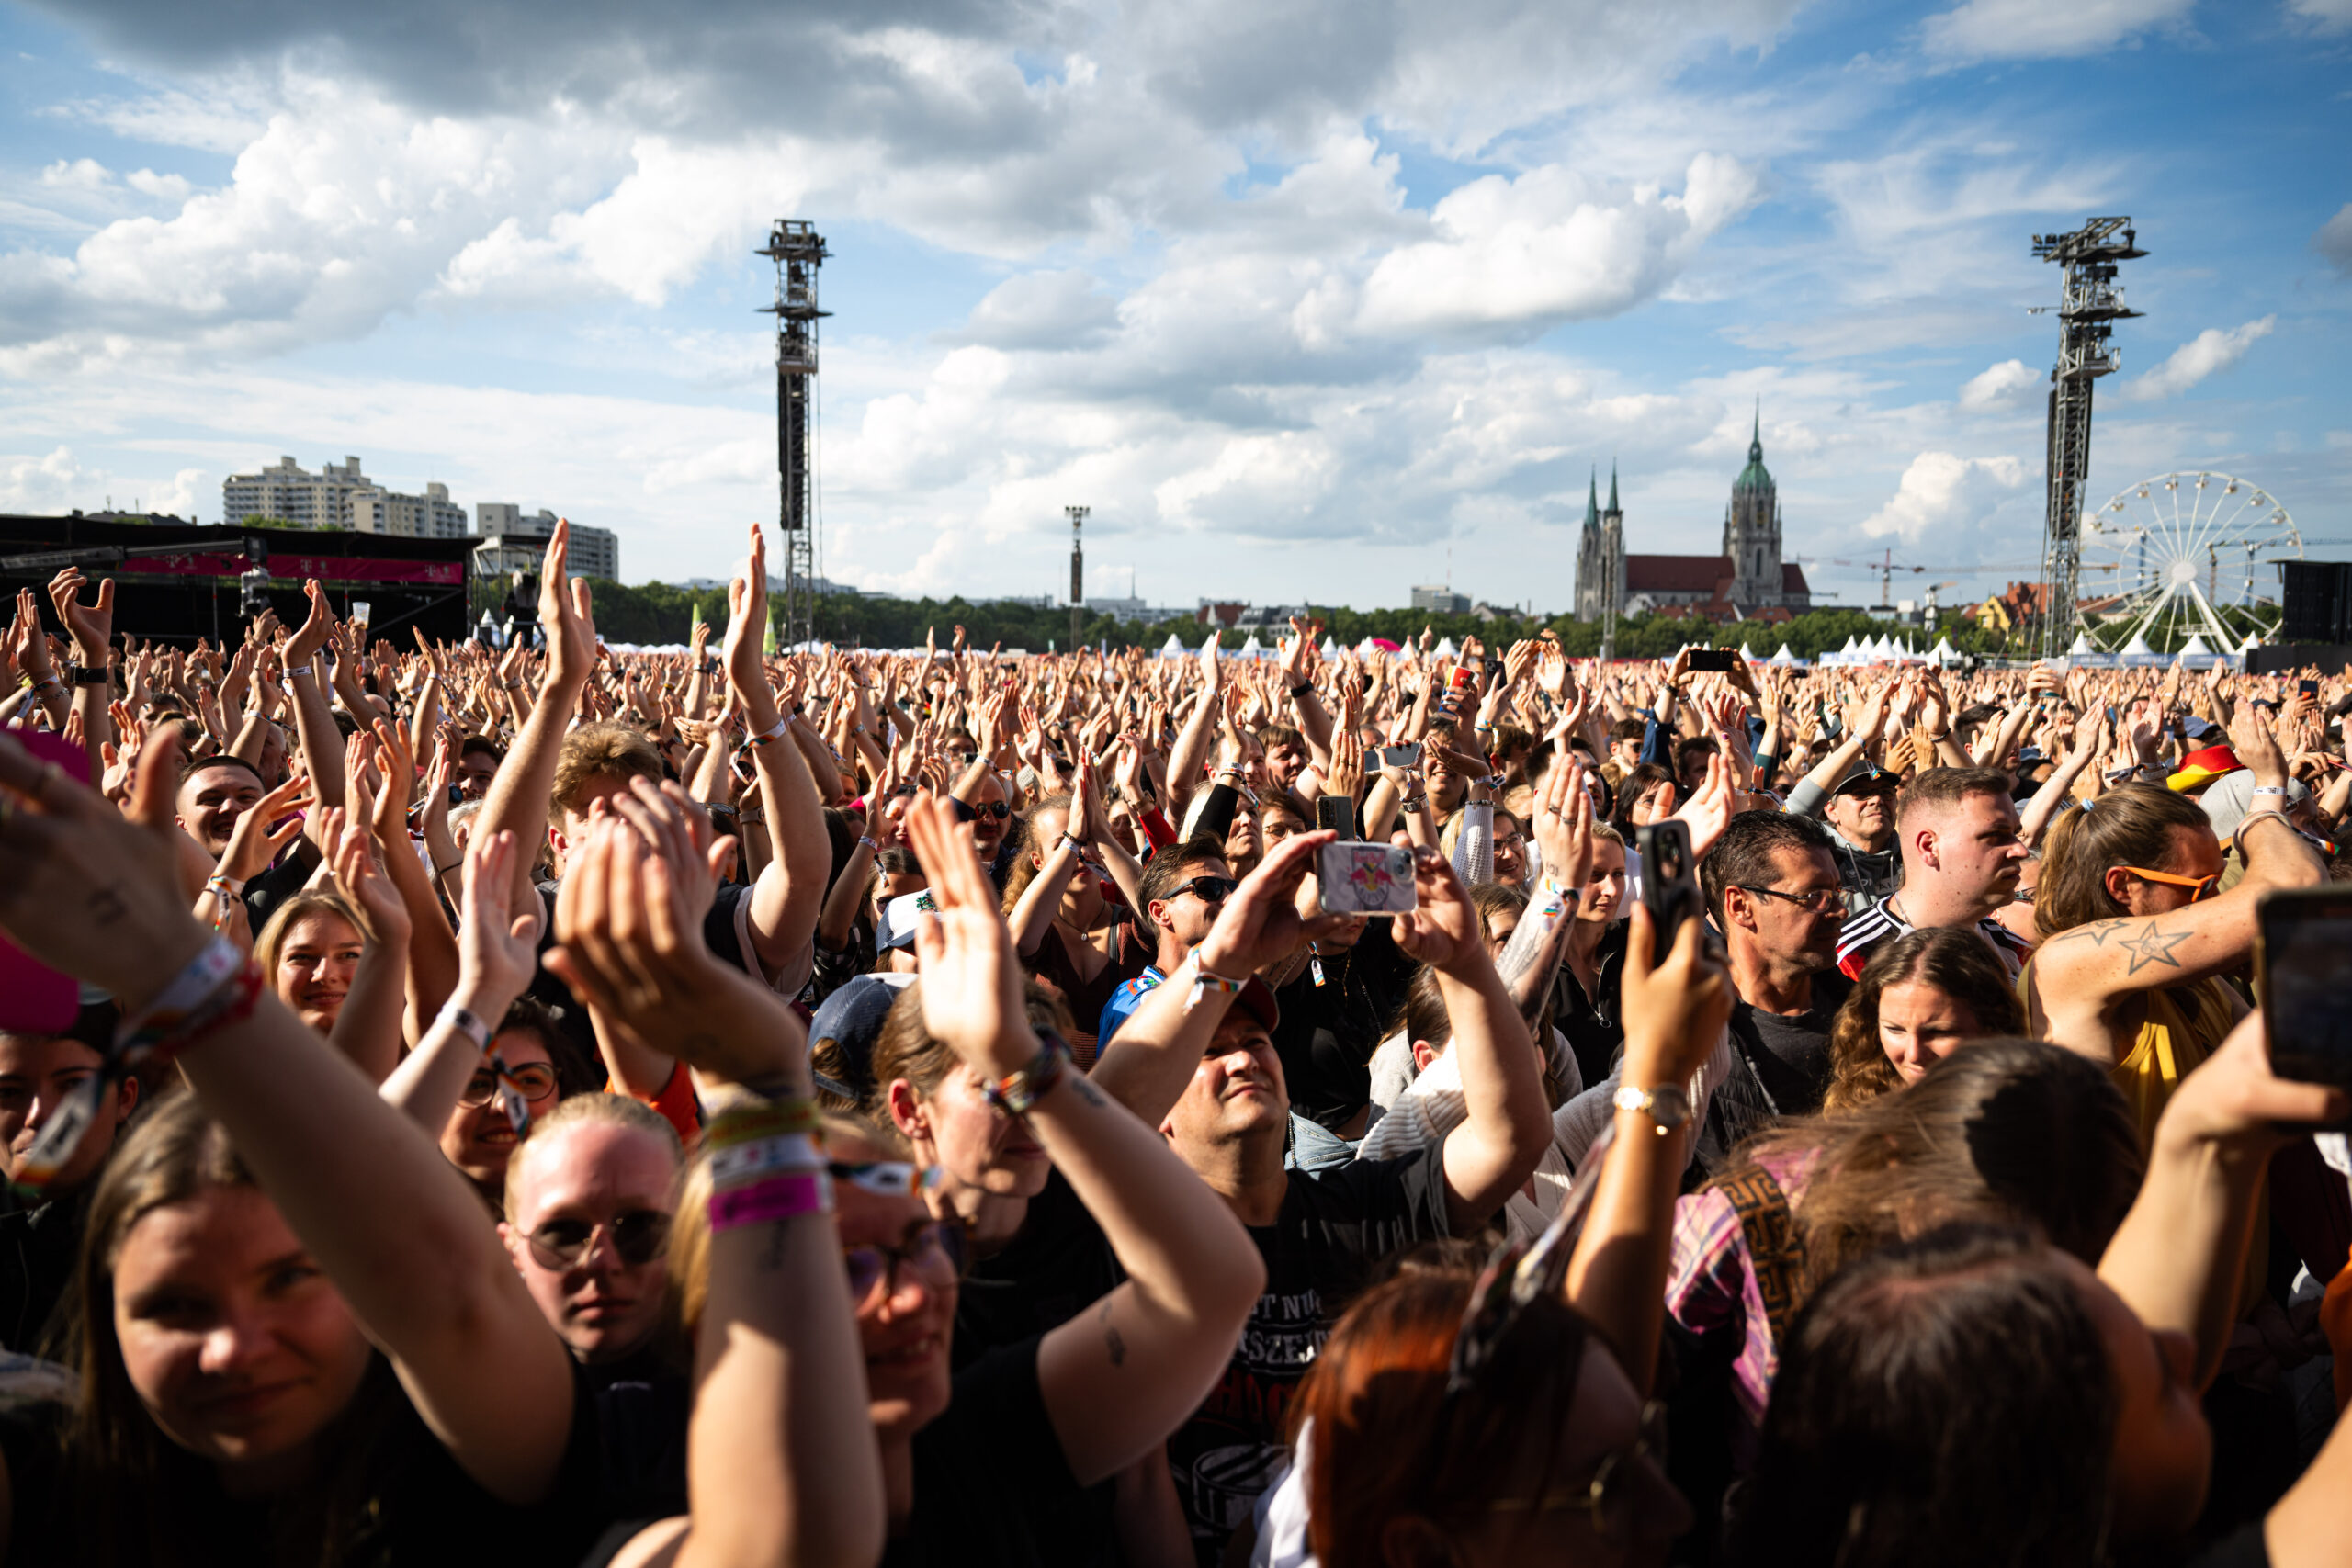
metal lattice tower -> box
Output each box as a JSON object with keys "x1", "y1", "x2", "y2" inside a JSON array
[
  {"x1": 1066, "y1": 506, "x2": 1088, "y2": 653},
  {"x1": 2031, "y1": 217, "x2": 2144, "y2": 658},
  {"x1": 759, "y1": 220, "x2": 830, "y2": 648}
]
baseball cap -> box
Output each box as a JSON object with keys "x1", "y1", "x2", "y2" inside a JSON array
[
  {"x1": 2167, "y1": 744, "x2": 2243, "y2": 793},
  {"x1": 1829, "y1": 762, "x2": 1897, "y2": 798},
  {"x1": 807, "y1": 973, "x2": 916, "y2": 1102},
  {"x1": 876, "y1": 889, "x2": 939, "y2": 953},
  {"x1": 2198, "y1": 770, "x2": 2312, "y2": 841},
  {"x1": 2181, "y1": 717, "x2": 2225, "y2": 745}
]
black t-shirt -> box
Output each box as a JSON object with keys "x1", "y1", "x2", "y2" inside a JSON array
[
  {"x1": 0, "y1": 1188, "x2": 90, "y2": 1356},
  {"x1": 0, "y1": 1353, "x2": 610, "y2": 1568},
  {"x1": 1552, "y1": 921, "x2": 1631, "y2": 1090},
  {"x1": 883, "y1": 1336, "x2": 1088, "y2": 1568},
  {"x1": 1270, "y1": 920, "x2": 1420, "y2": 1131},
  {"x1": 240, "y1": 844, "x2": 320, "y2": 933},
  {"x1": 1696, "y1": 968, "x2": 1851, "y2": 1175},
  {"x1": 954, "y1": 1169, "x2": 1122, "y2": 1370},
  {"x1": 583, "y1": 1342, "x2": 691, "y2": 1524},
  {"x1": 1168, "y1": 1145, "x2": 1452, "y2": 1563}
]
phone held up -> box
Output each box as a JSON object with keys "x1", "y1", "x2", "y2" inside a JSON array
[
  {"x1": 1635, "y1": 820, "x2": 1709, "y2": 957},
  {"x1": 1317, "y1": 841, "x2": 1419, "y2": 916},
  {"x1": 1374, "y1": 743, "x2": 1421, "y2": 771},
  {"x1": 2256, "y1": 886, "x2": 2352, "y2": 1107},
  {"x1": 1684, "y1": 648, "x2": 1740, "y2": 673}
]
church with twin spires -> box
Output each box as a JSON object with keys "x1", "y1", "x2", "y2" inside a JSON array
[{"x1": 1574, "y1": 411, "x2": 1812, "y2": 624}]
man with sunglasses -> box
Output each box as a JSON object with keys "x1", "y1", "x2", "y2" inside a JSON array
[
  {"x1": 501, "y1": 1093, "x2": 690, "y2": 1517},
  {"x1": 1095, "y1": 836, "x2": 1237, "y2": 1045},
  {"x1": 1836, "y1": 767, "x2": 2034, "y2": 980},
  {"x1": 949, "y1": 756, "x2": 1022, "y2": 886},
  {"x1": 1696, "y1": 810, "x2": 1852, "y2": 1172}
]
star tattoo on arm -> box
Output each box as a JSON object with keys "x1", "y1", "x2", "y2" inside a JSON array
[{"x1": 2116, "y1": 921, "x2": 2191, "y2": 975}]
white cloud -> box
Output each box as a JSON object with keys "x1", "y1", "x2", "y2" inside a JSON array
[
  {"x1": 1861, "y1": 451, "x2": 2029, "y2": 543},
  {"x1": 2316, "y1": 203, "x2": 2352, "y2": 276},
  {"x1": 2286, "y1": 0, "x2": 2352, "y2": 29},
  {"x1": 40, "y1": 158, "x2": 113, "y2": 191},
  {"x1": 1919, "y1": 0, "x2": 2196, "y2": 62},
  {"x1": 0, "y1": 446, "x2": 88, "y2": 512},
  {"x1": 2126, "y1": 316, "x2": 2276, "y2": 401},
  {"x1": 1356, "y1": 152, "x2": 1765, "y2": 337},
  {"x1": 1959, "y1": 358, "x2": 2040, "y2": 410},
  {"x1": 952, "y1": 270, "x2": 1121, "y2": 350}
]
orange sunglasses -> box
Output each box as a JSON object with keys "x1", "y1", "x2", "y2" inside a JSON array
[{"x1": 2118, "y1": 865, "x2": 2218, "y2": 902}]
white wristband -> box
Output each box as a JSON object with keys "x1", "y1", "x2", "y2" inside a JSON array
[{"x1": 436, "y1": 1002, "x2": 492, "y2": 1052}]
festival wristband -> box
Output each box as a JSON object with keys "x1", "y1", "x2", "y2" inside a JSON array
[
  {"x1": 1184, "y1": 955, "x2": 1246, "y2": 1014},
  {"x1": 708, "y1": 1134, "x2": 826, "y2": 1189},
  {"x1": 749, "y1": 715, "x2": 790, "y2": 747},
  {"x1": 982, "y1": 1033, "x2": 1069, "y2": 1117},
  {"x1": 708, "y1": 1171, "x2": 834, "y2": 1233},
  {"x1": 435, "y1": 1001, "x2": 492, "y2": 1053}
]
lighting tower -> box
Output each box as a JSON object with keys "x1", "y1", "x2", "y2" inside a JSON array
[
  {"x1": 2031, "y1": 217, "x2": 2144, "y2": 658},
  {"x1": 758, "y1": 220, "x2": 830, "y2": 648},
  {"x1": 1067, "y1": 505, "x2": 1089, "y2": 653}
]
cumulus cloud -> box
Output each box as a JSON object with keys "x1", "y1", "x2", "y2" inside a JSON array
[
  {"x1": 2316, "y1": 203, "x2": 2352, "y2": 276},
  {"x1": 1919, "y1": 0, "x2": 2195, "y2": 62},
  {"x1": 1958, "y1": 358, "x2": 2039, "y2": 410},
  {"x1": 2125, "y1": 317, "x2": 2275, "y2": 401},
  {"x1": 1356, "y1": 153, "x2": 1765, "y2": 338},
  {"x1": 1860, "y1": 451, "x2": 2029, "y2": 543},
  {"x1": 950, "y1": 270, "x2": 1120, "y2": 350},
  {"x1": 2286, "y1": 0, "x2": 2352, "y2": 28},
  {"x1": 0, "y1": 446, "x2": 89, "y2": 512}
]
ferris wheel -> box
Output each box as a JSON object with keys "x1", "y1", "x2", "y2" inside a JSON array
[{"x1": 2075, "y1": 471, "x2": 2300, "y2": 653}]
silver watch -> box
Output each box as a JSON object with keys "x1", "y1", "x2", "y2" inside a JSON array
[{"x1": 1611, "y1": 1083, "x2": 1692, "y2": 1134}]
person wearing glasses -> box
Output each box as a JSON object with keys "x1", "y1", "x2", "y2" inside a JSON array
[
  {"x1": 499, "y1": 1093, "x2": 689, "y2": 1517},
  {"x1": 427, "y1": 996, "x2": 594, "y2": 1213},
  {"x1": 1094, "y1": 835, "x2": 1236, "y2": 1046},
  {"x1": 1833, "y1": 767, "x2": 2034, "y2": 981},
  {"x1": 1694, "y1": 811, "x2": 1852, "y2": 1173},
  {"x1": 2025, "y1": 711, "x2": 2326, "y2": 1153}
]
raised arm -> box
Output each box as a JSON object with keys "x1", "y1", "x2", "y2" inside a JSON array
[
  {"x1": 0, "y1": 729, "x2": 578, "y2": 1506},
  {"x1": 279, "y1": 581, "x2": 349, "y2": 852},
  {"x1": 380, "y1": 829, "x2": 542, "y2": 1124},
  {"x1": 903, "y1": 796, "x2": 1265, "y2": 1488},
  {"x1": 727, "y1": 537, "x2": 831, "y2": 985},
  {"x1": 1390, "y1": 850, "x2": 1550, "y2": 1231},
  {"x1": 476, "y1": 522, "x2": 597, "y2": 908},
  {"x1": 1562, "y1": 902, "x2": 1733, "y2": 1392}
]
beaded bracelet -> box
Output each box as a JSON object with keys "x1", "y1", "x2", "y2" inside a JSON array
[
  {"x1": 709, "y1": 1171, "x2": 834, "y2": 1233},
  {"x1": 1184, "y1": 955, "x2": 1246, "y2": 1014},
  {"x1": 982, "y1": 1033, "x2": 1069, "y2": 1118}
]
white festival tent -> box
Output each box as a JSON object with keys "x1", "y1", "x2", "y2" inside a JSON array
[
  {"x1": 1158, "y1": 632, "x2": 1188, "y2": 659},
  {"x1": 1770, "y1": 643, "x2": 1800, "y2": 666}
]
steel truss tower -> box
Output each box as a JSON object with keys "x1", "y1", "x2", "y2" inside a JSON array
[
  {"x1": 759, "y1": 220, "x2": 830, "y2": 648},
  {"x1": 1066, "y1": 506, "x2": 1088, "y2": 653},
  {"x1": 2031, "y1": 217, "x2": 2144, "y2": 659}
]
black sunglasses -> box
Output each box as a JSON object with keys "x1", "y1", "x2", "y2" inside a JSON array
[
  {"x1": 1172, "y1": 874, "x2": 1238, "y2": 904},
  {"x1": 526, "y1": 1208, "x2": 672, "y2": 1270},
  {"x1": 844, "y1": 1217, "x2": 970, "y2": 1303},
  {"x1": 971, "y1": 801, "x2": 1012, "y2": 820}
]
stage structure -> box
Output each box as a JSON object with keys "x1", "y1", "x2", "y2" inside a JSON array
[
  {"x1": 2031, "y1": 217, "x2": 2145, "y2": 659},
  {"x1": 0, "y1": 516, "x2": 474, "y2": 645},
  {"x1": 1068, "y1": 505, "x2": 1088, "y2": 653},
  {"x1": 759, "y1": 220, "x2": 830, "y2": 648}
]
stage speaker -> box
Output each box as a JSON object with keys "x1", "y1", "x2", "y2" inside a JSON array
[{"x1": 2279, "y1": 561, "x2": 2351, "y2": 644}]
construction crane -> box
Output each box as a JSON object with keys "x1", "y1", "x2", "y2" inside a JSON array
[{"x1": 1791, "y1": 549, "x2": 2046, "y2": 611}]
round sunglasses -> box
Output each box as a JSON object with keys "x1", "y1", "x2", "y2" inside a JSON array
[{"x1": 526, "y1": 1208, "x2": 672, "y2": 1270}]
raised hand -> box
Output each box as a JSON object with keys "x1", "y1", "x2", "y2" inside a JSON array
[
  {"x1": 218, "y1": 774, "x2": 312, "y2": 885},
  {"x1": 1617, "y1": 900, "x2": 1735, "y2": 1088},
  {"x1": 1198, "y1": 628, "x2": 1223, "y2": 695},
  {"x1": 45, "y1": 567, "x2": 114, "y2": 662},
  {"x1": 1533, "y1": 758, "x2": 1595, "y2": 892},
  {"x1": 540, "y1": 520, "x2": 599, "y2": 688},
  {"x1": 283, "y1": 579, "x2": 336, "y2": 667},
  {"x1": 1390, "y1": 848, "x2": 1490, "y2": 976},
  {"x1": 1669, "y1": 752, "x2": 1735, "y2": 860},
  {"x1": 453, "y1": 829, "x2": 542, "y2": 1016},
  {"x1": 901, "y1": 795, "x2": 1038, "y2": 1079}
]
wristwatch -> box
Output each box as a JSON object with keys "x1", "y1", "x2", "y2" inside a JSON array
[{"x1": 1611, "y1": 1083, "x2": 1692, "y2": 1135}]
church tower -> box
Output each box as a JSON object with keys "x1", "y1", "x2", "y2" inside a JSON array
[
  {"x1": 1600, "y1": 463, "x2": 1623, "y2": 619},
  {"x1": 1722, "y1": 404, "x2": 1781, "y2": 610},
  {"x1": 1574, "y1": 470, "x2": 1603, "y2": 622}
]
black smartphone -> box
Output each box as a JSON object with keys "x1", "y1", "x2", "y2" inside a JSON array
[
  {"x1": 1685, "y1": 648, "x2": 1740, "y2": 673},
  {"x1": 2299, "y1": 679, "x2": 2320, "y2": 700},
  {"x1": 2257, "y1": 886, "x2": 2352, "y2": 1099},
  {"x1": 1375, "y1": 743, "x2": 1421, "y2": 770},
  {"x1": 1635, "y1": 820, "x2": 1706, "y2": 953}
]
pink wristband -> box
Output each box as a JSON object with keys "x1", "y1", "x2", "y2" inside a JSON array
[{"x1": 708, "y1": 1171, "x2": 833, "y2": 1233}]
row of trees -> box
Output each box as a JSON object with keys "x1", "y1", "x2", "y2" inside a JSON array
[{"x1": 560, "y1": 579, "x2": 2028, "y2": 664}]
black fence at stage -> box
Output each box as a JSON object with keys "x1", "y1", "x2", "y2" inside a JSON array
[
  {"x1": 2279, "y1": 561, "x2": 2352, "y2": 646},
  {"x1": 0, "y1": 516, "x2": 478, "y2": 646},
  {"x1": 2246, "y1": 644, "x2": 2352, "y2": 676}
]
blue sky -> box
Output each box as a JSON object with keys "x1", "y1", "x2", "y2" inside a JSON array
[{"x1": 1, "y1": 0, "x2": 2346, "y2": 614}]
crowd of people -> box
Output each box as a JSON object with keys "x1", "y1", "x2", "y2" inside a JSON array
[{"x1": 0, "y1": 516, "x2": 2346, "y2": 1566}]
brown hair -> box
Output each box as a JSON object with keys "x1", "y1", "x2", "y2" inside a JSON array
[
  {"x1": 62, "y1": 1089, "x2": 405, "y2": 1567},
  {"x1": 1821, "y1": 928, "x2": 2027, "y2": 1113},
  {"x1": 549, "y1": 720, "x2": 664, "y2": 824},
  {"x1": 1294, "y1": 1264, "x2": 1591, "y2": 1566},
  {"x1": 2033, "y1": 783, "x2": 2214, "y2": 938},
  {"x1": 999, "y1": 792, "x2": 1072, "y2": 914},
  {"x1": 1726, "y1": 1038, "x2": 2143, "y2": 1305},
  {"x1": 865, "y1": 978, "x2": 1082, "y2": 1115},
  {"x1": 1894, "y1": 766, "x2": 2014, "y2": 832}
]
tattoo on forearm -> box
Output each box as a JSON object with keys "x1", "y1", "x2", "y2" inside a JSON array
[
  {"x1": 1099, "y1": 1296, "x2": 1126, "y2": 1367},
  {"x1": 760, "y1": 1222, "x2": 788, "y2": 1272},
  {"x1": 1067, "y1": 1074, "x2": 1106, "y2": 1110},
  {"x1": 2116, "y1": 921, "x2": 2191, "y2": 975}
]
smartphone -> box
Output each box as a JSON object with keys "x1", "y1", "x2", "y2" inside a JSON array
[
  {"x1": 1316, "y1": 841, "x2": 1418, "y2": 916},
  {"x1": 2256, "y1": 886, "x2": 2352, "y2": 1098},
  {"x1": 0, "y1": 732, "x2": 89, "y2": 1033},
  {"x1": 1375, "y1": 743, "x2": 1421, "y2": 770},
  {"x1": 1686, "y1": 648, "x2": 1740, "y2": 673},
  {"x1": 1635, "y1": 820, "x2": 1706, "y2": 954},
  {"x1": 2299, "y1": 680, "x2": 2320, "y2": 700}
]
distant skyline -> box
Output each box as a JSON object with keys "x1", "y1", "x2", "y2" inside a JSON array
[{"x1": 1, "y1": 0, "x2": 2346, "y2": 614}]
